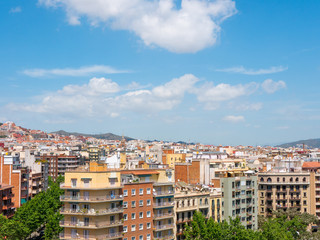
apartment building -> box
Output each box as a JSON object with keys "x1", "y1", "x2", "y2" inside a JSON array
[
  {"x1": 29, "y1": 172, "x2": 42, "y2": 198},
  {"x1": 59, "y1": 162, "x2": 123, "y2": 240},
  {"x1": 210, "y1": 189, "x2": 222, "y2": 223},
  {"x1": 39, "y1": 154, "x2": 80, "y2": 180},
  {"x1": 0, "y1": 154, "x2": 30, "y2": 208},
  {"x1": 0, "y1": 183, "x2": 14, "y2": 218},
  {"x1": 152, "y1": 168, "x2": 175, "y2": 240},
  {"x1": 88, "y1": 146, "x2": 101, "y2": 162},
  {"x1": 121, "y1": 170, "x2": 155, "y2": 240},
  {"x1": 175, "y1": 183, "x2": 210, "y2": 240},
  {"x1": 221, "y1": 171, "x2": 258, "y2": 230},
  {"x1": 258, "y1": 171, "x2": 314, "y2": 217}
]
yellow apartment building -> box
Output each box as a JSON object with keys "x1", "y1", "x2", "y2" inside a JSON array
[{"x1": 59, "y1": 162, "x2": 123, "y2": 240}]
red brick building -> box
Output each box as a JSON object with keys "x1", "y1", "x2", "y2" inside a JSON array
[
  {"x1": 122, "y1": 170, "x2": 155, "y2": 240},
  {"x1": 0, "y1": 155, "x2": 30, "y2": 208},
  {"x1": 0, "y1": 183, "x2": 14, "y2": 218},
  {"x1": 175, "y1": 160, "x2": 200, "y2": 185}
]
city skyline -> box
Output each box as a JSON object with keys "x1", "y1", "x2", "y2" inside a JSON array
[{"x1": 1, "y1": 0, "x2": 320, "y2": 145}]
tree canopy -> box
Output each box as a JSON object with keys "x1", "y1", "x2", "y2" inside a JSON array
[
  {"x1": 0, "y1": 176, "x2": 64, "y2": 240},
  {"x1": 184, "y1": 210, "x2": 320, "y2": 240}
]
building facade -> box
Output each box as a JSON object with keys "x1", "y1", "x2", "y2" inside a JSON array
[{"x1": 60, "y1": 162, "x2": 123, "y2": 240}]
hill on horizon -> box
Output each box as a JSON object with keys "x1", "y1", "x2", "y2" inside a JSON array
[
  {"x1": 276, "y1": 138, "x2": 320, "y2": 148},
  {"x1": 51, "y1": 130, "x2": 135, "y2": 141}
]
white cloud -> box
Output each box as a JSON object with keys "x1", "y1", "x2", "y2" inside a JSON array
[
  {"x1": 9, "y1": 74, "x2": 198, "y2": 117},
  {"x1": 223, "y1": 115, "x2": 245, "y2": 123},
  {"x1": 38, "y1": 0, "x2": 237, "y2": 53},
  {"x1": 216, "y1": 66, "x2": 288, "y2": 75},
  {"x1": 230, "y1": 102, "x2": 263, "y2": 111},
  {"x1": 60, "y1": 77, "x2": 120, "y2": 96},
  {"x1": 10, "y1": 6, "x2": 22, "y2": 13},
  {"x1": 262, "y1": 79, "x2": 286, "y2": 93},
  {"x1": 194, "y1": 82, "x2": 258, "y2": 110},
  {"x1": 23, "y1": 65, "x2": 128, "y2": 77}
]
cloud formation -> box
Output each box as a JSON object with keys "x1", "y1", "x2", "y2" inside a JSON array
[
  {"x1": 9, "y1": 6, "x2": 22, "y2": 13},
  {"x1": 223, "y1": 115, "x2": 245, "y2": 123},
  {"x1": 194, "y1": 82, "x2": 258, "y2": 110},
  {"x1": 216, "y1": 66, "x2": 288, "y2": 75},
  {"x1": 38, "y1": 0, "x2": 237, "y2": 53},
  {"x1": 9, "y1": 74, "x2": 199, "y2": 117},
  {"x1": 23, "y1": 65, "x2": 128, "y2": 77},
  {"x1": 7, "y1": 74, "x2": 286, "y2": 121},
  {"x1": 262, "y1": 79, "x2": 286, "y2": 93}
]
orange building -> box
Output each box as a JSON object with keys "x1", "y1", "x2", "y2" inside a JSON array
[
  {"x1": 0, "y1": 183, "x2": 14, "y2": 218},
  {"x1": 0, "y1": 154, "x2": 30, "y2": 208}
]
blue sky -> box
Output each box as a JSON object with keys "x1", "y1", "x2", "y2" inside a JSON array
[{"x1": 1, "y1": 0, "x2": 320, "y2": 145}]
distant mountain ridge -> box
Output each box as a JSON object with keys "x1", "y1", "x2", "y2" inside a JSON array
[
  {"x1": 51, "y1": 130, "x2": 135, "y2": 141},
  {"x1": 276, "y1": 138, "x2": 320, "y2": 148}
]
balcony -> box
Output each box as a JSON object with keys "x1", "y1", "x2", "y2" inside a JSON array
[
  {"x1": 276, "y1": 205, "x2": 287, "y2": 209},
  {"x1": 154, "y1": 223, "x2": 175, "y2": 231},
  {"x1": 59, "y1": 232, "x2": 123, "y2": 240},
  {"x1": 154, "y1": 234, "x2": 175, "y2": 240},
  {"x1": 60, "y1": 207, "x2": 123, "y2": 216},
  {"x1": 2, "y1": 193, "x2": 14, "y2": 200},
  {"x1": 60, "y1": 183, "x2": 123, "y2": 190},
  {"x1": 154, "y1": 202, "x2": 175, "y2": 209},
  {"x1": 199, "y1": 203, "x2": 210, "y2": 209},
  {"x1": 176, "y1": 218, "x2": 191, "y2": 223},
  {"x1": 60, "y1": 220, "x2": 123, "y2": 229},
  {"x1": 2, "y1": 202, "x2": 14, "y2": 210},
  {"x1": 153, "y1": 190, "x2": 174, "y2": 197},
  {"x1": 60, "y1": 195, "x2": 123, "y2": 202},
  {"x1": 289, "y1": 189, "x2": 301, "y2": 193},
  {"x1": 154, "y1": 212, "x2": 174, "y2": 220}
]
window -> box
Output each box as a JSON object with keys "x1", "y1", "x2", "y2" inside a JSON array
[
  {"x1": 132, "y1": 213, "x2": 136, "y2": 220},
  {"x1": 147, "y1": 211, "x2": 151, "y2": 217},
  {"x1": 83, "y1": 179, "x2": 90, "y2": 187},
  {"x1": 123, "y1": 226, "x2": 128, "y2": 232},
  {"x1": 131, "y1": 225, "x2": 136, "y2": 231},
  {"x1": 147, "y1": 234, "x2": 151, "y2": 240},
  {"x1": 139, "y1": 188, "x2": 143, "y2": 195},
  {"x1": 124, "y1": 190, "x2": 128, "y2": 196},
  {"x1": 147, "y1": 188, "x2": 151, "y2": 194},
  {"x1": 132, "y1": 201, "x2": 136, "y2": 208},
  {"x1": 132, "y1": 189, "x2": 136, "y2": 196},
  {"x1": 124, "y1": 202, "x2": 128, "y2": 208},
  {"x1": 124, "y1": 214, "x2": 128, "y2": 221},
  {"x1": 139, "y1": 212, "x2": 143, "y2": 218},
  {"x1": 124, "y1": 238, "x2": 128, "y2": 240},
  {"x1": 147, "y1": 199, "x2": 151, "y2": 206},
  {"x1": 139, "y1": 200, "x2": 143, "y2": 206},
  {"x1": 139, "y1": 223, "x2": 143, "y2": 230},
  {"x1": 71, "y1": 179, "x2": 77, "y2": 187},
  {"x1": 147, "y1": 223, "x2": 151, "y2": 229},
  {"x1": 139, "y1": 235, "x2": 143, "y2": 240},
  {"x1": 303, "y1": 200, "x2": 307, "y2": 205},
  {"x1": 131, "y1": 237, "x2": 136, "y2": 240}
]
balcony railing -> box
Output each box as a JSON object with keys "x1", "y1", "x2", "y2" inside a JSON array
[
  {"x1": 154, "y1": 234, "x2": 175, "y2": 240},
  {"x1": 2, "y1": 194, "x2": 14, "y2": 200},
  {"x1": 61, "y1": 207, "x2": 123, "y2": 215},
  {"x1": 153, "y1": 191, "x2": 174, "y2": 197},
  {"x1": 154, "y1": 212, "x2": 174, "y2": 219},
  {"x1": 154, "y1": 202, "x2": 175, "y2": 208},
  {"x1": 60, "y1": 220, "x2": 123, "y2": 228},
  {"x1": 2, "y1": 202, "x2": 14, "y2": 210},
  {"x1": 59, "y1": 232, "x2": 122, "y2": 240},
  {"x1": 154, "y1": 223, "x2": 175, "y2": 231},
  {"x1": 60, "y1": 195, "x2": 123, "y2": 202}
]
